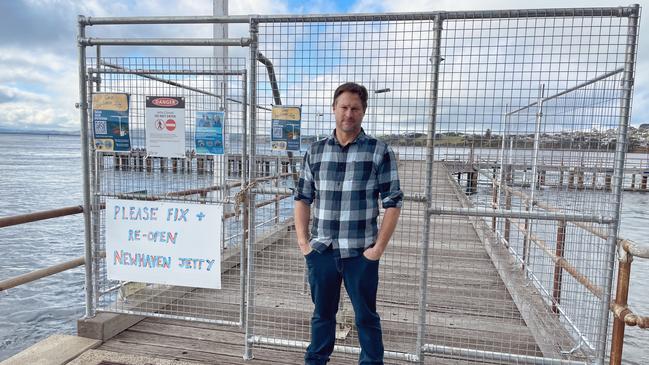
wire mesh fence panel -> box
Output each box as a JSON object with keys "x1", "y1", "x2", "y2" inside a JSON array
[
  {"x1": 87, "y1": 56, "x2": 251, "y2": 325},
  {"x1": 434, "y1": 10, "x2": 635, "y2": 364},
  {"x1": 246, "y1": 7, "x2": 639, "y2": 365},
  {"x1": 497, "y1": 71, "x2": 625, "y2": 356},
  {"x1": 247, "y1": 17, "x2": 436, "y2": 361}
]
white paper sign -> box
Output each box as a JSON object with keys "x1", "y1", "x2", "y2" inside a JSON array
[
  {"x1": 145, "y1": 96, "x2": 186, "y2": 158},
  {"x1": 105, "y1": 198, "x2": 223, "y2": 289}
]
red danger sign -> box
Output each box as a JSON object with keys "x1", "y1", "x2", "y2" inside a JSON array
[
  {"x1": 151, "y1": 97, "x2": 180, "y2": 107},
  {"x1": 165, "y1": 119, "x2": 176, "y2": 131}
]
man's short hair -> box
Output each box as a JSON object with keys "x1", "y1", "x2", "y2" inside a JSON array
[{"x1": 333, "y1": 82, "x2": 368, "y2": 111}]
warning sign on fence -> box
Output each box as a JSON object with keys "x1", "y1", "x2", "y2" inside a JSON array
[{"x1": 145, "y1": 96, "x2": 186, "y2": 158}]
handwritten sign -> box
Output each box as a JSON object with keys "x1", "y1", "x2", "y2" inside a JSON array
[{"x1": 105, "y1": 198, "x2": 223, "y2": 289}]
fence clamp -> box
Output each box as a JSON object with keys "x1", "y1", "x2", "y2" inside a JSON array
[{"x1": 234, "y1": 180, "x2": 257, "y2": 219}]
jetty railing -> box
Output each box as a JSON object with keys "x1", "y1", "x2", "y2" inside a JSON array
[
  {"x1": 472, "y1": 167, "x2": 649, "y2": 364},
  {"x1": 2, "y1": 197, "x2": 648, "y2": 364}
]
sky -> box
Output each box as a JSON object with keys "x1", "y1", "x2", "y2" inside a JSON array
[{"x1": 0, "y1": 0, "x2": 648, "y2": 132}]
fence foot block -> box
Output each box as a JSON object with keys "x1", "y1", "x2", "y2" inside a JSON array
[{"x1": 77, "y1": 312, "x2": 145, "y2": 341}]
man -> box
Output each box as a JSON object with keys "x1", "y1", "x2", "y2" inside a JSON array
[{"x1": 294, "y1": 82, "x2": 403, "y2": 365}]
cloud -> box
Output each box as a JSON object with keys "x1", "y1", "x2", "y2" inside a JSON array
[
  {"x1": 0, "y1": 0, "x2": 647, "y2": 133},
  {"x1": 0, "y1": 85, "x2": 48, "y2": 103},
  {"x1": 0, "y1": 0, "x2": 297, "y2": 131},
  {"x1": 0, "y1": 45, "x2": 79, "y2": 129},
  {"x1": 0, "y1": 1, "x2": 76, "y2": 50}
]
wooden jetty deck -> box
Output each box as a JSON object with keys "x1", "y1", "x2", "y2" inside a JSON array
[{"x1": 76, "y1": 160, "x2": 575, "y2": 364}]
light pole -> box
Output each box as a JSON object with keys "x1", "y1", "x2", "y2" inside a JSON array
[
  {"x1": 316, "y1": 112, "x2": 324, "y2": 140},
  {"x1": 372, "y1": 87, "x2": 391, "y2": 137}
]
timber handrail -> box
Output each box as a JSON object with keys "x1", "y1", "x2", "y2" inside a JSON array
[
  {"x1": 0, "y1": 175, "x2": 290, "y2": 228},
  {"x1": 0, "y1": 256, "x2": 85, "y2": 292},
  {"x1": 0, "y1": 205, "x2": 84, "y2": 228},
  {"x1": 0, "y1": 251, "x2": 108, "y2": 292}
]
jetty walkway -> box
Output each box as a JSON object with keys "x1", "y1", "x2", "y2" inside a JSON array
[{"x1": 48, "y1": 159, "x2": 565, "y2": 365}]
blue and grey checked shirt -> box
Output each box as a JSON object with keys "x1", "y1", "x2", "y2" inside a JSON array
[{"x1": 294, "y1": 129, "x2": 403, "y2": 258}]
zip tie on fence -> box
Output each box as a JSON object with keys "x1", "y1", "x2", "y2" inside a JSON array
[{"x1": 234, "y1": 181, "x2": 257, "y2": 220}]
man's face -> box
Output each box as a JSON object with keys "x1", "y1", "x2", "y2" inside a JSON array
[{"x1": 333, "y1": 91, "x2": 365, "y2": 136}]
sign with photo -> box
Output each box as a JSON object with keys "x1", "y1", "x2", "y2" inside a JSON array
[
  {"x1": 195, "y1": 111, "x2": 224, "y2": 155},
  {"x1": 92, "y1": 93, "x2": 131, "y2": 152},
  {"x1": 271, "y1": 106, "x2": 301, "y2": 151}
]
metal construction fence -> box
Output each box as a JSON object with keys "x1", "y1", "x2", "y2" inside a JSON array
[
  {"x1": 77, "y1": 5, "x2": 640, "y2": 364},
  {"x1": 87, "y1": 57, "x2": 252, "y2": 326}
]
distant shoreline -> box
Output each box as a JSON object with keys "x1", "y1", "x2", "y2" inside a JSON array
[{"x1": 0, "y1": 130, "x2": 79, "y2": 137}]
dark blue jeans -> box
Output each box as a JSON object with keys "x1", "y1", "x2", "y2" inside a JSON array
[{"x1": 304, "y1": 247, "x2": 383, "y2": 365}]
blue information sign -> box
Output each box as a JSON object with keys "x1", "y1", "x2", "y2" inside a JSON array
[
  {"x1": 271, "y1": 106, "x2": 301, "y2": 151},
  {"x1": 195, "y1": 111, "x2": 225, "y2": 155},
  {"x1": 92, "y1": 93, "x2": 131, "y2": 152}
]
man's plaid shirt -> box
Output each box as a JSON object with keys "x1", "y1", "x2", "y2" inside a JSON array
[{"x1": 294, "y1": 129, "x2": 403, "y2": 259}]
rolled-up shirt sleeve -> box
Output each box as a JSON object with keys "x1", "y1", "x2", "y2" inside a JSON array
[
  {"x1": 294, "y1": 151, "x2": 315, "y2": 205},
  {"x1": 377, "y1": 147, "x2": 403, "y2": 209}
]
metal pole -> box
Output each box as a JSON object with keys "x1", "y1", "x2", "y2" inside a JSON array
[
  {"x1": 495, "y1": 105, "x2": 509, "y2": 232},
  {"x1": 599, "y1": 5, "x2": 640, "y2": 364},
  {"x1": 79, "y1": 7, "x2": 636, "y2": 26},
  {"x1": 80, "y1": 37, "x2": 252, "y2": 47},
  {"x1": 504, "y1": 132, "x2": 514, "y2": 245},
  {"x1": 81, "y1": 15, "x2": 250, "y2": 25},
  {"x1": 256, "y1": 52, "x2": 298, "y2": 189},
  {"x1": 506, "y1": 68, "x2": 624, "y2": 117},
  {"x1": 87, "y1": 68, "x2": 103, "y2": 311},
  {"x1": 213, "y1": 0, "x2": 228, "y2": 207},
  {"x1": 239, "y1": 69, "x2": 248, "y2": 329},
  {"x1": 422, "y1": 343, "x2": 587, "y2": 365},
  {"x1": 250, "y1": 336, "x2": 418, "y2": 361},
  {"x1": 415, "y1": 14, "x2": 443, "y2": 364},
  {"x1": 429, "y1": 207, "x2": 613, "y2": 224},
  {"x1": 243, "y1": 20, "x2": 258, "y2": 361},
  {"x1": 95, "y1": 45, "x2": 101, "y2": 92},
  {"x1": 77, "y1": 16, "x2": 94, "y2": 318},
  {"x1": 523, "y1": 84, "x2": 545, "y2": 270},
  {"x1": 496, "y1": 104, "x2": 509, "y2": 223}
]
